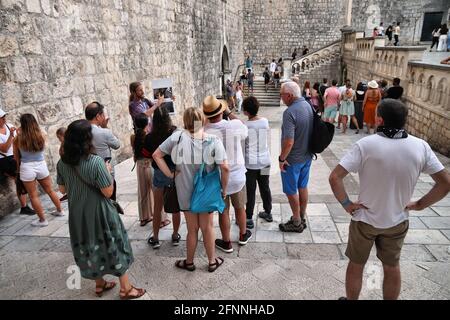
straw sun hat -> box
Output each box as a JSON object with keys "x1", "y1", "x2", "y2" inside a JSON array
[{"x1": 202, "y1": 96, "x2": 227, "y2": 118}]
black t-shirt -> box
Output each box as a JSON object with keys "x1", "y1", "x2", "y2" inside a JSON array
[
  {"x1": 386, "y1": 86, "x2": 404, "y2": 99},
  {"x1": 386, "y1": 26, "x2": 393, "y2": 35},
  {"x1": 263, "y1": 71, "x2": 271, "y2": 81},
  {"x1": 319, "y1": 84, "x2": 328, "y2": 97},
  {"x1": 143, "y1": 126, "x2": 177, "y2": 170}
]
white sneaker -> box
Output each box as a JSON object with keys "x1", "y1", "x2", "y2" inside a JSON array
[
  {"x1": 31, "y1": 219, "x2": 49, "y2": 227},
  {"x1": 51, "y1": 209, "x2": 65, "y2": 217}
]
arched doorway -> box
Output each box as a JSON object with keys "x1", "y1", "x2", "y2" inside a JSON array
[{"x1": 221, "y1": 45, "x2": 230, "y2": 98}]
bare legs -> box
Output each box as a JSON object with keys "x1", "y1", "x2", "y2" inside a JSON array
[
  {"x1": 23, "y1": 176, "x2": 62, "y2": 221},
  {"x1": 23, "y1": 181, "x2": 45, "y2": 221},
  {"x1": 345, "y1": 261, "x2": 401, "y2": 300},
  {"x1": 184, "y1": 212, "x2": 216, "y2": 264},
  {"x1": 345, "y1": 261, "x2": 364, "y2": 300},
  {"x1": 219, "y1": 206, "x2": 246, "y2": 241},
  {"x1": 152, "y1": 188, "x2": 164, "y2": 241},
  {"x1": 39, "y1": 176, "x2": 62, "y2": 212},
  {"x1": 152, "y1": 187, "x2": 180, "y2": 242},
  {"x1": 286, "y1": 188, "x2": 308, "y2": 221},
  {"x1": 341, "y1": 116, "x2": 348, "y2": 134},
  {"x1": 341, "y1": 115, "x2": 359, "y2": 134},
  {"x1": 382, "y1": 263, "x2": 401, "y2": 300}
]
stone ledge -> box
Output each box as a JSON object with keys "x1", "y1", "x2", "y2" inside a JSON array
[
  {"x1": 375, "y1": 46, "x2": 427, "y2": 51},
  {"x1": 407, "y1": 61, "x2": 450, "y2": 71}
]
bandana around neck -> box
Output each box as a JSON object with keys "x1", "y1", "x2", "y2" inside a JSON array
[{"x1": 376, "y1": 126, "x2": 408, "y2": 139}]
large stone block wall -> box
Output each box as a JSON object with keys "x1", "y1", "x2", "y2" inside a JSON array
[
  {"x1": 0, "y1": 0, "x2": 243, "y2": 215},
  {"x1": 243, "y1": 0, "x2": 346, "y2": 64},
  {"x1": 406, "y1": 100, "x2": 450, "y2": 157},
  {"x1": 351, "y1": 0, "x2": 450, "y2": 44}
]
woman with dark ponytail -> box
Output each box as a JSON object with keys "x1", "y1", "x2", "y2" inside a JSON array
[{"x1": 130, "y1": 113, "x2": 154, "y2": 226}]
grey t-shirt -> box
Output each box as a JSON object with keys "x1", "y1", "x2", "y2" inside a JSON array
[
  {"x1": 91, "y1": 124, "x2": 120, "y2": 160},
  {"x1": 159, "y1": 130, "x2": 227, "y2": 211},
  {"x1": 281, "y1": 97, "x2": 313, "y2": 164}
]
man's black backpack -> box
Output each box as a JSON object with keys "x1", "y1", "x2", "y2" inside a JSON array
[{"x1": 309, "y1": 104, "x2": 334, "y2": 156}]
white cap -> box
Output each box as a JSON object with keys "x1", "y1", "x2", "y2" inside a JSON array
[{"x1": 0, "y1": 109, "x2": 7, "y2": 118}]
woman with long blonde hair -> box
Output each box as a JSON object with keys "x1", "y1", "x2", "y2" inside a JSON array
[{"x1": 14, "y1": 114, "x2": 63, "y2": 227}]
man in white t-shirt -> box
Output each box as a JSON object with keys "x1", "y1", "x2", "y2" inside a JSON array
[
  {"x1": 269, "y1": 59, "x2": 277, "y2": 82},
  {"x1": 329, "y1": 99, "x2": 450, "y2": 300},
  {"x1": 203, "y1": 96, "x2": 251, "y2": 253},
  {"x1": 378, "y1": 22, "x2": 385, "y2": 36},
  {"x1": 0, "y1": 109, "x2": 35, "y2": 215},
  {"x1": 394, "y1": 22, "x2": 400, "y2": 46}
]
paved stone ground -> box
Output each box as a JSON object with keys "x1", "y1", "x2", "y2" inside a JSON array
[{"x1": 1, "y1": 107, "x2": 449, "y2": 300}]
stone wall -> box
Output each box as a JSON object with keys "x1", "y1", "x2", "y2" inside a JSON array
[
  {"x1": 0, "y1": 0, "x2": 243, "y2": 215},
  {"x1": 351, "y1": 0, "x2": 450, "y2": 44},
  {"x1": 243, "y1": 0, "x2": 346, "y2": 64},
  {"x1": 404, "y1": 62, "x2": 450, "y2": 156}
]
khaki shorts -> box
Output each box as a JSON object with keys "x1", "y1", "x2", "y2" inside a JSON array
[
  {"x1": 224, "y1": 186, "x2": 247, "y2": 210},
  {"x1": 345, "y1": 220, "x2": 409, "y2": 267}
]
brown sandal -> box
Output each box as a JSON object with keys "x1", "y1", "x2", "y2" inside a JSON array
[
  {"x1": 175, "y1": 259, "x2": 196, "y2": 271},
  {"x1": 95, "y1": 280, "x2": 116, "y2": 297},
  {"x1": 119, "y1": 286, "x2": 146, "y2": 300},
  {"x1": 140, "y1": 219, "x2": 152, "y2": 227},
  {"x1": 160, "y1": 219, "x2": 171, "y2": 229},
  {"x1": 208, "y1": 257, "x2": 224, "y2": 273}
]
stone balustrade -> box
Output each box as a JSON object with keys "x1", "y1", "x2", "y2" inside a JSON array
[
  {"x1": 341, "y1": 30, "x2": 450, "y2": 156},
  {"x1": 292, "y1": 41, "x2": 341, "y2": 74}
]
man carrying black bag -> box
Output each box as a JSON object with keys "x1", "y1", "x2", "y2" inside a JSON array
[
  {"x1": 278, "y1": 82, "x2": 326, "y2": 233},
  {"x1": 0, "y1": 108, "x2": 35, "y2": 215}
]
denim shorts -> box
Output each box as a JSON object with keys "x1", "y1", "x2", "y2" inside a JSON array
[
  {"x1": 152, "y1": 169, "x2": 173, "y2": 189},
  {"x1": 281, "y1": 159, "x2": 312, "y2": 195}
]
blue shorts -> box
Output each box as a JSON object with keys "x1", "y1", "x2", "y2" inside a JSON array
[
  {"x1": 281, "y1": 159, "x2": 312, "y2": 195},
  {"x1": 153, "y1": 168, "x2": 173, "y2": 189},
  {"x1": 323, "y1": 106, "x2": 337, "y2": 120}
]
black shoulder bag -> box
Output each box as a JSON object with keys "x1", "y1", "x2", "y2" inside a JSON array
[{"x1": 163, "y1": 132, "x2": 182, "y2": 213}]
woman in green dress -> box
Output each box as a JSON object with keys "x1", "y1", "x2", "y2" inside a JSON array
[{"x1": 57, "y1": 119, "x2": 145, "y2": 299}]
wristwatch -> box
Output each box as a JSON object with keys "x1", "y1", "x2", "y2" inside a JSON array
[{"x1": 278, "y1": 156, "x2": 285, "y2": 163}]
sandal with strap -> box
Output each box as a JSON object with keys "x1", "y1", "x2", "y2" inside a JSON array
[
  {"x1": 140, "y1": 219, "x2": 152, "y2": 227},
  {"x1": 208, "y1": 257, "x2": 224, "y2": 273},
  {"x1": 95, "y1": 280, "x2": 117, "y2": 297},
  {"x1": 119, "y1": 286, "x2": 146, "y2": 300},
  {"x1": 160, "y1": 219, "x2": 171, "y2": 229},
  {"x1": 175, "y1": 259, "x2": 196, "y2": 272}
]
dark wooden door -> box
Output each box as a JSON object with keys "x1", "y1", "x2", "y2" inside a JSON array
[{"x1": 421, "y1": 12, "x2": 443, "y2": 41}]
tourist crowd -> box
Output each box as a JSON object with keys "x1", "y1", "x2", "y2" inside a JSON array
[{"x1": 0, "y1": 68, "x2": 449, "y2": 300}]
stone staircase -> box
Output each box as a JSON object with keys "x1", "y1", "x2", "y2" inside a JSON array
[
  {"x1": 243, "y1": 79, "x2": 281, "y2": 107},
  {"x1": 295, "y1": 55, "x2": 341, "y2": 86},
  {"x1": 292, "y1": 40, "x2": 342, "y2": 86}
]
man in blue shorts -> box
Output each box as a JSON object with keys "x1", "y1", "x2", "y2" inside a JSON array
[{"x1": 278, "y1": 82, "x2": 314, "y2": 232}]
